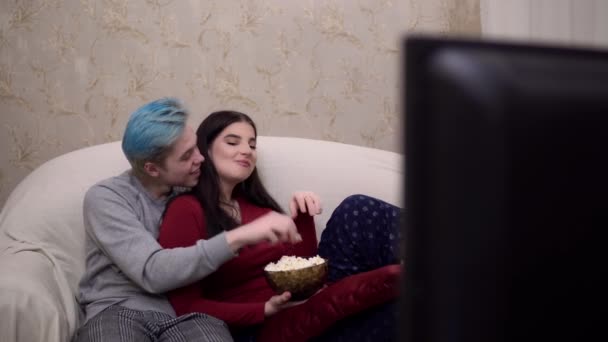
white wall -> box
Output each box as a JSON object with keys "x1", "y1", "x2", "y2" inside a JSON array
[
  {"x1": 481, "y1": 0, "x2": 608, "y2": 47},
  {"x1": 0, "y1": 0, "x2": 481, "y2": 208}
]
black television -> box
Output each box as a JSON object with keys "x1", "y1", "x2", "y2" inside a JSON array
[{"x1": 401, "y1": 36, "x2": 608, "y2": 342}]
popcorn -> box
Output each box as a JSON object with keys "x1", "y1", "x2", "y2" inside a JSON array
[{"x1": 264, "y1": 255, "x2": 325, "y2": 271}]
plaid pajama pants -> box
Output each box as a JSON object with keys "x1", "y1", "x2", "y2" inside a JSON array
[{"x1": 73, "y1": 305, "x2": 233, "y2": 342}]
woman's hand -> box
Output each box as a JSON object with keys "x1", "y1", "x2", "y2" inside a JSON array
[
  {"x1": 289, "y1": 191, "x2": 323, "y2": 218},
  {"x1": 264, "y1": 292, "x2": 306, "y2": 317}
]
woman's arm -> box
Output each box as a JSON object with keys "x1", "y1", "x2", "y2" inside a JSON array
[
  {"x1": 167, "y1": 282, "x2": 267, "y2": 326},
  {"x1": 258, "y1": 264, "x2": 401, "y2": 341},
  {"x1": 158, "y1": 195, "x2": 266, "y2": 326}
]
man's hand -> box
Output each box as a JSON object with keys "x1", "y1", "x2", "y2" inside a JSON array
[
  {"x1": 225, "y1": 211, "x2": 301, "y2": 252},
  {"x1": 289, "y1": 191, "x2": 323, "y2": 218}
]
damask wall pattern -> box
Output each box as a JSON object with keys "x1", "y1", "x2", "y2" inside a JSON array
[{"x1": 0, "y1": 0, "x2": 480, "y2": 207}]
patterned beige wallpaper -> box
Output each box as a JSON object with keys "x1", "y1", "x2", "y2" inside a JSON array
[{"x1": 0, "y1": 0, "x2": 479, "y2": 208}]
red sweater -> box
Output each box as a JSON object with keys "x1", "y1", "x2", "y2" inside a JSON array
[
  {"x1": 158, "y1": 195, "x2": 318, "y2": 326},
  {"x1": 159, "y1": 195, "x2": 401, "y2": 341}
]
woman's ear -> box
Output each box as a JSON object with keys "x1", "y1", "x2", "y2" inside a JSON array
[{"x1": 143, "y1": 161, "x2": 161, "y2": 178}]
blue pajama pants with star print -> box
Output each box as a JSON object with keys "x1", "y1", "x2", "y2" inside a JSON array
[{"x1": 314, "y1": 194, "x2": 403, "y2": 342}]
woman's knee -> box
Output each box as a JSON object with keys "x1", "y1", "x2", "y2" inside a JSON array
[
  {"x1": 336, "y1": 194, "x2": 397, "y2": 212},
  {"x1": 337, "y1": 194, "x2": 371, "y2": 209}
]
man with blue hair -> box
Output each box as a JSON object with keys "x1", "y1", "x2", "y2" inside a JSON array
[{"x1": 73, "y1": 98, "x2": 308, "y2": 341}]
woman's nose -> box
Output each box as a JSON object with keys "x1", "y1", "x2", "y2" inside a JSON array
[{"x1": 240, "y1": 145, "x2": 252, "y2": 154}]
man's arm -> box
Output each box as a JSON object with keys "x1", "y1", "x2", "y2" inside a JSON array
[{"x1": 83, "y1": 186, "x2": 235, "y2": 294}]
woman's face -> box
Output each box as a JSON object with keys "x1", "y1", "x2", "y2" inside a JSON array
[{"x1": 209, "y1": 121, "x2": 257, "y2": 187}]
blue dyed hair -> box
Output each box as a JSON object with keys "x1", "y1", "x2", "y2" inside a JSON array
[{"x1": 121, "y1": 98, "x2": 188, "y2": 174}]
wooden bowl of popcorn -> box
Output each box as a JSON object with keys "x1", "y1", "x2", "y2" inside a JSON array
[{"x1": 264, "y1": 255, "x2": 328, "y2": 301}]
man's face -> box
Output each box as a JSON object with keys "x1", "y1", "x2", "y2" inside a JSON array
[{"x1": 156, "y1": 126, "x2": 204, "y2": 188}]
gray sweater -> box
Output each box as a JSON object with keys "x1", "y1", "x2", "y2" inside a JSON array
[{"x1": 78, "y1": 171, "x2": 235, "y2": 323}]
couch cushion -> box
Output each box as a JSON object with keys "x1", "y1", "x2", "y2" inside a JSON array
[
  {"x1": 0, "y1": 250, "x2": 76, "y2": 341},
  {"x1": 0, "y1": 141, "x2": 130, "y2": 339}
]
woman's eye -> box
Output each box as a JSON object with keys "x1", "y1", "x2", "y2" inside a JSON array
[
  {"x1": 249, "y1": 145, "x2": 256, "y2": 150},
  {"x1": 227, "y1": 142, "x2": 237, "y2": 146}
]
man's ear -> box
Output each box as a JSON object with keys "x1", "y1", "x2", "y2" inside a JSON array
[{"x1": 143, "y1": 161, "x2": 161, "y2": 178}]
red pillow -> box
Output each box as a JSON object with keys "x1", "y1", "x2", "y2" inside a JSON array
[{"x1": 256, "y1": 264, "x2": 401, "y2": 342}]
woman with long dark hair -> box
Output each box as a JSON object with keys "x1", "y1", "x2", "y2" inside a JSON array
[{"x1": 158, "y1": 111, "x2": 402, "y2": 341}]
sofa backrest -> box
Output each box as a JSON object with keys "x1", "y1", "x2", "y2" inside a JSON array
[
  {"x1": 256, "y1": 137, "x2": 403, "y2": 239},
  {"x1": 0, "y1": 141, "x2": 130, "y2": 294},
  {"x1": 0, "y1": 136, "x2": 403, "y2": 297}
]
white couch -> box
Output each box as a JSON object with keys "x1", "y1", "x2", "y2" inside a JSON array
[{"x1": 0, "y1": 136, "x2": 403, "y2": 342}]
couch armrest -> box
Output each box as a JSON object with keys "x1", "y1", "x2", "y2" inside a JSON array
[{"x1": 0, "y1": 247, "x2": 80, "y2": 342}]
